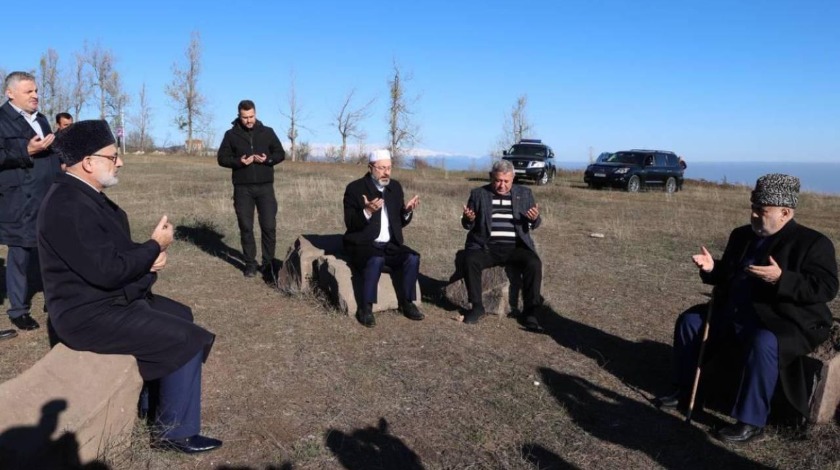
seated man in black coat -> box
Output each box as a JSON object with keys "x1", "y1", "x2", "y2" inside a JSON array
[
  {"x1": 343, "y1": 149, "x2": 424, "y2": 327},
  {"x1": 658, "y1": 174, "x2": 838, "y2": 443},
  {"x1": 38, "y1": 120, "x2": 222, "y2": 454}
]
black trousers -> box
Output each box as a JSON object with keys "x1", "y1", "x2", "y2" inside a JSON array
[
  {"x1": 464, "y1": 245, "x2": 542, "y2": 311},
  {"x1": 233, "y1": 183, "x2": 277, "y2": 267}
]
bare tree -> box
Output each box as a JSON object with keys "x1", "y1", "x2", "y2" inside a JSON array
[
  {"x1": 70, "y1": 52, "x2": 91, "y2": 119},
  {"x1": 280, "y1": 71, "x2": 310, "y2": 162},
  {"x1": 166, "y1": 31, "x2": 207, "y2": 155},
  {"x1": 37, "y1": 49, "x2": 71, "y2": 122},
  {"x1": 280, "y1": 71, "x2": 301, "y2": 162},
  {"x1": 105, "y1": 71, "x2": 130, "y2": 138},
  {"x1": 494, "y1": 94, "x2": 534, "y2": 155},
  {"x1": 334, "y1": 89, "x2": 374, "y2": 162},
  {"x1": 129, "y1": 82, "x2": 153, "y2": 152},
  {"x1": 297, "y1": 142, "x2": 312, "y2": 162},
  {"x1": 387, "y1": 62, "x2": 419, "y2": 166},
  {"x1": 84, "y1": 43, "x2": 119, "y2": 120}
]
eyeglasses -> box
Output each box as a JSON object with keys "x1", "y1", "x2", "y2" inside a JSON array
[
  {"x1": 371, "y1": 165, "x2": 392, "y2": 172},
  {"x1": 90, "y1": 153, "x2": 120, "y2": 164}
]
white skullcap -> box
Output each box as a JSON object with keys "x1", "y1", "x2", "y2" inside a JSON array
[{"x1": 369, "y1": 149, "x2": 392, "y2": 163}]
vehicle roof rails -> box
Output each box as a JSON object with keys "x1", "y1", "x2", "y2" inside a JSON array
[{"x1": 519, "y1": 138, "x2": 542, "y2": 144}]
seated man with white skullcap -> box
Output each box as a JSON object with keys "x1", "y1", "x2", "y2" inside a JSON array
[
  {"x1": 342, "y1": 149, "x2": 424, "y2": 327},
  {"x1": 657, "y1": 174, "x2": 838, "y2": 443}
]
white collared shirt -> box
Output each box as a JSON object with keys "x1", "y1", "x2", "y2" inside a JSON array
[{"x1": 9, "y1": 102, "x2": 45, "y2": 139}]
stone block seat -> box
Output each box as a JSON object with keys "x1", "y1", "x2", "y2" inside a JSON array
[
  {"x1": 443, "y1": 249, "x2": 528, "y2": 316},
  {"x1": 694, "y1": 322, "x2": 840, "y2": 424},
  {"x1": 278, "y1": 234, "x2": 419, "y2": 315},
  {"x1": 0, "y1": 343, "x2": 142, "y2": 465}
]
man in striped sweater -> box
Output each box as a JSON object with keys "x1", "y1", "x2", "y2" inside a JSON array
[{"x1": 460, "y1": 160, "x2": 544, "y2": 331}]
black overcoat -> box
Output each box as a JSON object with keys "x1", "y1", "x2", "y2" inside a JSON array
[
  {"x1": 699, "y1": 220, "x2": 838, "y2": 417},
  {"x1": 37, "y1": 174, "x2": 215, "y2": 380},
  {"x1": 342, "y1": 174, "x2": 416, "y2": 267},
  {"x1": 0, "y1": 101, "x2": 62, "y2": 246}
]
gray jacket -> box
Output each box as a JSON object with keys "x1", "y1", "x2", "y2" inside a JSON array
[{"x1": 461, "y1": 184, "x2": 541, "y2": 252}]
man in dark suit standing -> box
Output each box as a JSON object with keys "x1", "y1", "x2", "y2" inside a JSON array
[
  {"x1": 0, "y1": 71, "x2": 62, "y2": 334},
  {"x1": 217, "y1": 100, "x2": 285, "y2": 278},
  {"x1": 461, "y1": 160, "x2": 544, "y2": 331},
  {"x1": 657, "y1": 174, "x2": 838, "y2": 443},
  {"x1": 343, "y1": 149, "x2": 424, "y2": 327},
  {"x1": 39, "y1": 120, "x2": 222, "y2": 454}
]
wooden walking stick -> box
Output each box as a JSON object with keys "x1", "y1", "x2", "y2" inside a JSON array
[{"x1": 685, "y1": 289, "x2": 715, "y2": 424}]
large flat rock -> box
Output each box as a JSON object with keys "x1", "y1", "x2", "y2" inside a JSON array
[
  {"x1": 281, "y1": 234, "x2": 420, "y2": 315},
  {"x1": 0, "y1": 344, "x2": 142, "y2": 466},
  {"x1": 806, "y1": 323, "x2": 840, "y2": 423},
  {"x1": 316, "y1": 255, "x2": 420, "y2": 315}
]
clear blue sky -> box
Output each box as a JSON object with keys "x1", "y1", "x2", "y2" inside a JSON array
[{"x1": 3, "y1": 0, "x2": 838, "y2": 162}]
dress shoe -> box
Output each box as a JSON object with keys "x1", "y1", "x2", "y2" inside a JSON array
[
  {"x1": 463, "y1": 306, "x2": 486, "y2": 324},
  {"x1": 11, "y1": 314, "x2": 40, "y2": 331},
  {"x1": 0, "y1": 329, "x2": 18, "y2": 341},
  {"x1": 401, "y1": 303, "x2": 424, "y2": 321},
  {"x1": 243, "y1": 264, "x2": 259, "y2": 278},
  {"x1": 654, "y1": 390, "x2": 681, "y2": 409},
  {"x1": 522, "y1": 314, "x2": 544, "y2": 332},
  {"x1": 716, "y1": 422, "x2": 764, "y2": 443},
  {"x1": 356, "y1": 304, "x2": 375, "y2": 328},
  {"x1": 153, "y1": 434, "x2": 223, "y2": 454}
]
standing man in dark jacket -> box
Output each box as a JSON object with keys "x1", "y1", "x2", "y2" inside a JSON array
[
  {"x1": 41, "y1": 120, "x2": 221, "y2": 453},
  {"x1": 217, "y1": 100, "x2": 285, "y2": 277},
  {"x1": 657, "y1": 174, "x2": 838, "y2": 443},
  {"x1": 343, "y1": 149, "x2": 424, "y2": 327},
  {"x1": 0, "y1": 71, "x2": 62, "y2": 333},
  {"x1": 460, "y1": 160, "x2": 544, "y2": 331}
]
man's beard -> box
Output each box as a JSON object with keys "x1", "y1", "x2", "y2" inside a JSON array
[
  {"x1": 96, "y1": 173, "x2": 119, "y2": 188},
  {"x1": 377, "y1": 177, "x2": 390, "y2": 186}
]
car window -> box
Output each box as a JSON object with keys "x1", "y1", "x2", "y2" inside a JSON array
[
  {"x1": 655, "y1": 154, "x2": 668, "y2": 166},
  {"x1": 665, "y1": 154, "x2": 678, "y2": 167},
  {"x1": 607, "y1": 152, "x2": 645, "y2": 165}
]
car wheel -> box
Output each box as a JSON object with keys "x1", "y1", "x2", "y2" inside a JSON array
[
  {"x1": 537, "y1": 171, "x2": 549, "y2": 186},
  {"x1": 664, "y1": 177, "x2": 677, "y2": 194},
  {"x1": 626, "y1": 175, "x2": 640, "y2": 193}
]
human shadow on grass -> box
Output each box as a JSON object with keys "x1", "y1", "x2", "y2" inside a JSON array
[
  {"x1": 175, "y1": 223, "x2": 246, "y2": 271},
  {"x1": 538, "y1": 304, "x2": 674, "y2": 400},
  {"x1": 325, "y1": 417, "x2": 424, "y2": 470},
  {"x1": 520, "y1": 442, "x2": 579, "y2": 469},
  {"x1": 217, "y1": 464, "x2": 292, "y2": 470},
  {"x1": 0, "y1": 399, "x2": 110, "y2": 470},
  {"x1": 539, "y1": 369, "x2": 773, "y2": 470}
]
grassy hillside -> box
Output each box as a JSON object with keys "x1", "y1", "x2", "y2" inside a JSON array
[{"x1": 2, "y1": 155, "x2": 839, "y2": 469}]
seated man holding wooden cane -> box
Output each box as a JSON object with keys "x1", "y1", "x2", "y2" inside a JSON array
[{"x1": 657, "y1": 174, "x2": 838, "y2": 443}]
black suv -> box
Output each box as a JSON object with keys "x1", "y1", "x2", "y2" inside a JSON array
[
  {"x1": 502, "y1": 139, "x2": 557, "y2": 185},
  {"x1": 584, "y1": 149, "x2": 683, "y2": 193}
]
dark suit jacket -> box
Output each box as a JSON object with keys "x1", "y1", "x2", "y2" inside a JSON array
[
  {"x1": 37, "y1": 174, "x2": 215, "y2": 380},
  {"x1": 0, "y1": 101, "x2": 62, "y2": 246},
  {"x1": 461, "y1": 184, "x2": 542, "y2": 253},
  {"x1": 700, "y1": 220, "x2": 838, "y2": 417},
  {"x1": 343, "y1": 174, "x2": 415, "y2": 266}
]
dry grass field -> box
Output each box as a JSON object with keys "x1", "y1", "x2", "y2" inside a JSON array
[{"x1": 2, "y1": 155, "x2": 840, "y2": 469}]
